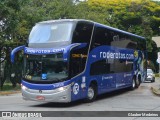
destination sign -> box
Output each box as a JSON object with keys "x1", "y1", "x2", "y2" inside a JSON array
[{"x1": 24, "y1": 47, "x2": 65, "y2": 54}]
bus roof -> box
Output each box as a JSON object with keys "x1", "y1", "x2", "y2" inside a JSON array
[{"x1": 37, "y1": 19, "x2": 145, "y2": 40}]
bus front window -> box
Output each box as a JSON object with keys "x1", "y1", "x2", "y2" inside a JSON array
[
  {"x1": 29, "y1": 22, "x2": 74, "y2": 43},
  {"x1": 24, "y1": 54, "x2": 68, "y2": 82}
]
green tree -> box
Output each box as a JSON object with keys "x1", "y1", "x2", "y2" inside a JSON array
[
  {"x1": 14, "y1": 0, "x2": 75, "y2": 43},
  {"x1": 86, "y1": 0, "x2": 160, "y2": 51},
  {"x1": 1, "y1": 0, "x2": 160, "y2": 48},
  {"x1": 0, "y1": 0, "x2": 26, "y2": 45}
]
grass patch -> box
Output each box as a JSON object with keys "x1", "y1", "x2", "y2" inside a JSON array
[
  {"x1": 155, "y1": 73, "x2": 160, "y2": 77},
  {"x1": 0, "y1": 83, "x2": 21, "y2": 95},
  {"x1": 1, "y1": 83, "x2": 20, "y2": 91}
]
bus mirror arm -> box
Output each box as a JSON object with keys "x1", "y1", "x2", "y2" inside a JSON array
[{"x1": 11, "y1": 45, "x2": 25, "y2": 63}]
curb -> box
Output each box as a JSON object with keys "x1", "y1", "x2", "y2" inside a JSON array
[
  {"x1": 0, "y1": 91, "x2": 21, "y2": 96},
  {"x1": 151, "y1": 87, "x2": 160, "y2": 97}
]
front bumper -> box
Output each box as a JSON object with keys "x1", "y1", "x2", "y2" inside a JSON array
[
  {"x1": 21, "y1": 84, "x2": 71, "y2": 103},
  {"x1": 146, "y1": 76, "x2": 154, "y2": 81}
]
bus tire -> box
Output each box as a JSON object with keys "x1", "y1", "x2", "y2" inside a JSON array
[
  {"x1": 85, "y1": 83, "x2": 97, "y2": 102},
  {"x1": 130, "y1": 77, "x2": 136, "y2": 90},
  {"x1": 135, "y1": 76, "x2": 141, "y2": 88}
]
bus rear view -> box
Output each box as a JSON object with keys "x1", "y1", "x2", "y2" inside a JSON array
[{"x1": 11, "y1": 19, "x2": 147, "y2": 103}]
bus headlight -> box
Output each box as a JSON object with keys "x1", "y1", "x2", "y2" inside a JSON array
[
  {"x1": 21, "y1": 84, "x2": 28, "y2": 90},
  {"x1": 57, "y1": 85, "x2": 70, "y2": 92},
  {"x1": 58, "y1": 87, "x2": 65, "y2": 91}
]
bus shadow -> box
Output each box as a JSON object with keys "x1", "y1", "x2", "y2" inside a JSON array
[
  {"x1": 31, "y1": 100, "x2": 84, "y2": 108},
  {"x1": 31, "y1": 88, "x2": 130, "y2": 108}
]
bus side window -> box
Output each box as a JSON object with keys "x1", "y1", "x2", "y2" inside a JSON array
[
  {"x1": 72, "y1": 22, "x2": 93, "y2": 44},
  {"x1": 137, "y1": 39, "x2": 146, "y2": 51},
  {"x1": 90, "y1": 60, "x2": 114, "y2": 75},
  {"x1": 92, "y1": 26, "x2": 110, "y2": 47},
  {"x1": 92, "y1": 25, "x2": 113, "y2": 49},
  {"x1": 126, "y1": 42, "x2": 137, "y2": 50}
]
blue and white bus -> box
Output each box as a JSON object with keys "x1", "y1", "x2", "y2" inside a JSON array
[{"x1": 11, "y1": 19, "x2": 147, "y2": 102}]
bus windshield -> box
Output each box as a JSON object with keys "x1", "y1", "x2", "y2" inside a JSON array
[
  {"x1": 29, "y1": 22, "x2": 74, "y2": 43},
  {"x1": 24, "y1": 54, "x2": 68, "y2": 82}
]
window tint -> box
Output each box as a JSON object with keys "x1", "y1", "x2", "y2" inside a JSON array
[
  {"x1": 69, "y1": 46, "x2": 88, "y2": 78},
  {"x1": 90, "y1": 59, "x2": 133, "y2": 75},
  {"x1": 91, "y1": 24, "x2": 145, "y2": 51},
  {"x1": 111, "y1": 33, "x2": 137, "y2": 50},
  {"x1": 90, "y1": 60, "x2": 114, "y2": 75},
  {"x1": 114, "y1": 59, "x2": 133, "y2": 73},
  {"x1": 72, "y1": 22, "x2": 94, "y2": 43},
  {"x1": 93, "y1": 26, "x2": 111, "y2": 46},
  {"x1": 137, "y1": 39, "x2": 146, "y2": 51}
]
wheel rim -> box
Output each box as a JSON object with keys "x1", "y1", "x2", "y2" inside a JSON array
[
  {"x1": 88, "y1": 87, "x2": 94, "y2": 100},
  {"x1": 132, "y1": 79, "x2": 135, "y2": 88}
]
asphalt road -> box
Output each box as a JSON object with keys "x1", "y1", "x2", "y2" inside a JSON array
[{"x1": 0, "y1": 79, "x2": 160, "y2": 120}]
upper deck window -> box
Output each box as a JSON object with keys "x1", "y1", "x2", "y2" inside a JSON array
[
  {"x1": 72, "y1": 21, "x2": 94, "y2": 43},
  {"x1": 29, "y1": 22, "x2": 74, "y2": 43}
]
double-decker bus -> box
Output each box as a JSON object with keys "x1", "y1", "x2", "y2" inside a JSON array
[{"x1": 11, "y1": 19, "x2": 147, "y2": 102}]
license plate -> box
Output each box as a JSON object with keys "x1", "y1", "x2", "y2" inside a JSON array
[{"x1": 36, "y1": 96, "x2": 45, "y2": 100}]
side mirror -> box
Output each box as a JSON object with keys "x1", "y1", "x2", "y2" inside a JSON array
[{"x1": 11, "y1": 45, "x2": 25, "y2": 63}]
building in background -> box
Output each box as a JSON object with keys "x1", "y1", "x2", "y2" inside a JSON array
[{"x1": 152, "y1": 37, "x2": 160, "y2": 48}]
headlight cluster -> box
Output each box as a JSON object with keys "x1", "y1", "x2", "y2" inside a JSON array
[
  {"x1": 56, "y1": 85, "x2": 70, "y2": 92},
  {"x1": 21, "y1": 84, "x2": 70, "y2": 93},
  {"x1": 21, "y1": 84, "x2": 28, "y2": 90}
]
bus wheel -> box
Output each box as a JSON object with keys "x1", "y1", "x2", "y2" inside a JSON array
[
  {"x1": 85, "y1": 84, "x2": 97, "y2": 102},
  {"x1": 130, "y1": 77, "x2": 136, "y2": 90},
  {"x1": 135, "y1": 77, "x2": 141, "y2": 88}
]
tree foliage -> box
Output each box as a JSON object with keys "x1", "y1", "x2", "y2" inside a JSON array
[
  {"x1": 0, "y1": 0, "x2": 160, "y2": 51},
  {"x1": 0, "y1": 0, "x2": 26, "y2": 44},
  {"x1": 86, "y1": 0, "x2": 160, "y2": 51}
]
